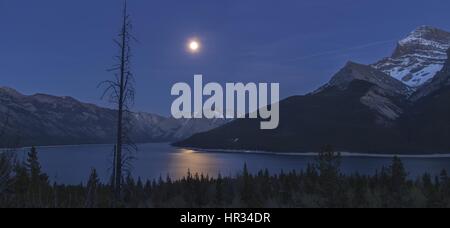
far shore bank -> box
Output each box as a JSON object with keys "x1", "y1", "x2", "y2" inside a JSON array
[{"x1": 178, "y1": 146, "x2": 450, "y2": 158}]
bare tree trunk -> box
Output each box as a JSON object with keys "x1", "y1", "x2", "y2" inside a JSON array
[
  {"x1": 115, "y1": 1, "x2": 128, "y2": 199},
  {"x1": 112, "y1": 144, "x2": 117, "y2": 186},
  {"x1": 99, "y1": 0, "x2": 137, "y2": 202}
]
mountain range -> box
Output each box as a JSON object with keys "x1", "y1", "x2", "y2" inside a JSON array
[
  {"x1": 3, "y1": 26, "x2": 450, "y2": 154},
  {"x1": 0, "y1": 87, "x2": 227, "y2": 147},
  {"x1": 175, "y1": 26, "x2": 450, "y2": 154}
]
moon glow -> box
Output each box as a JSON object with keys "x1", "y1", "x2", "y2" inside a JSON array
[{"x1": 188, "y1": 40, "x2": 200, "y2": 53}]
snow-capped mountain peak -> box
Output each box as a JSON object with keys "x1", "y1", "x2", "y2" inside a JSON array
[
  {"x1": 397, "y1": 26, "x2": 450, "y2": 51},
  {"x1": 373, "y1": 26, "x2": 450, "y2": 88}
]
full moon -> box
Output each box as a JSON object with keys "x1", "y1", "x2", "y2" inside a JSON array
[{"x1": 188, "y1": 40, "x2": 200, "y2": 53}]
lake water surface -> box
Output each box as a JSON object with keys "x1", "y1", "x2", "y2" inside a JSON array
[{"x1": 13, "y1": 143, "x2": 450, "y2": 184}]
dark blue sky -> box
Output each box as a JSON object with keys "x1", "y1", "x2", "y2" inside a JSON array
[{"x1": 1, "y1": 0, "x2": 450, "y2": 115}]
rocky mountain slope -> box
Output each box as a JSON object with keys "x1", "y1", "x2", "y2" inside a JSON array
[
  {"x1": 175, "y1": 76, "x2": 410, "y2": 154},
  {"x1": 0, "y1": 88, "x2": 226, "y2": 147}
]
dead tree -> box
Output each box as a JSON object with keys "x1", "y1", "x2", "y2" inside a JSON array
[{"x1": 99, "y1": 0, "x2": 137, "y2": 199}]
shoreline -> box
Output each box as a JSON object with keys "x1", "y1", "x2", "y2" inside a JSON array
[
  {"x1": 180, "y1": 147, "x2": 450, "y2": 158},
  {"x1": 2, "y1": 143, "x2": 450, "y2": 158}
]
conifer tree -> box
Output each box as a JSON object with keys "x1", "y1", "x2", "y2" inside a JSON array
[
  {"x1": 316, "y1": 144, "x2": 342, "y2": 207},
  {"x1": 438, "y1": 170, "x2": 450, "y2": 206},
  {"x1": 0, "y1": 152, "x2": 14, "y2": 195},
  {"x1": 26, "y1": 147, "x2": 40, "y2": 179},
  {"x1": 241, "y1": 163, "x2": 258, "y2": 207},
  {"x1": 440, "y1": 170, "x2": 450, "y2": 193},
  {"x1": 24, "y1": 146, "x2": 48, "y2": 207},
  {"x1": 85, "y1": 168, "x2": 100, "y2": 208},
  {"x1": 389, "y1": 156, "x2": 410, "y2": 207},
  {"x1": 13, "y1": 162, "x2": 29, "y2": 195},
  {"x1": 215, "y1": 173, "x2": 224, "y2": 206},
  {"x1": 390, "y1": 156, "x2": 407, "y2": 192},
  {"x1": 26, "y1": 147, "x2": 48, "y2": 187}
]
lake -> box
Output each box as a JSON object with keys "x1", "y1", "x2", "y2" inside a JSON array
[{"x1": 12, "y1": 143, "x2": 450, "y2": 185}]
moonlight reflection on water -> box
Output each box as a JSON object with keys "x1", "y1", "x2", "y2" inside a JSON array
[{"x1": 167, "y1": 148, "x2": 225, "y2": 179}]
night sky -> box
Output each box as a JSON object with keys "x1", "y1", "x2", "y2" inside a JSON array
[{"x1": 1, "y1": 0, "x2": 450, "y2": 115}]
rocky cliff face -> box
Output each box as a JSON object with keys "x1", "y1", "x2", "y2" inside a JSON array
[
  {"x1": 315, "y1": 62, "x2": 409, "y2": 122},
  {"x1": 410, "y1": 49, "x2": 450, "y2": 101},
  {"x1": 325, "y1": 61, "x2": 412, "y2": 94}
]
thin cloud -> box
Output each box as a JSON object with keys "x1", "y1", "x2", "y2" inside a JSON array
[{"x1": 286, "y1": 39, "x2": 398, "y2": 62}]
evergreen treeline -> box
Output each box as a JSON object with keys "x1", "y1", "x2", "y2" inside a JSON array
[{"x1": 1, "y1": 145, "x2": 450, "y2": 208}]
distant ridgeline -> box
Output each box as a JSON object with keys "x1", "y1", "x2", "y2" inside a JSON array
[
  {"x1": 0, "y1": 87, "x2": 228, "y2": 147},
  {"x1": 175, "y1": 26, "x2": 450, "y2": 154}
]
